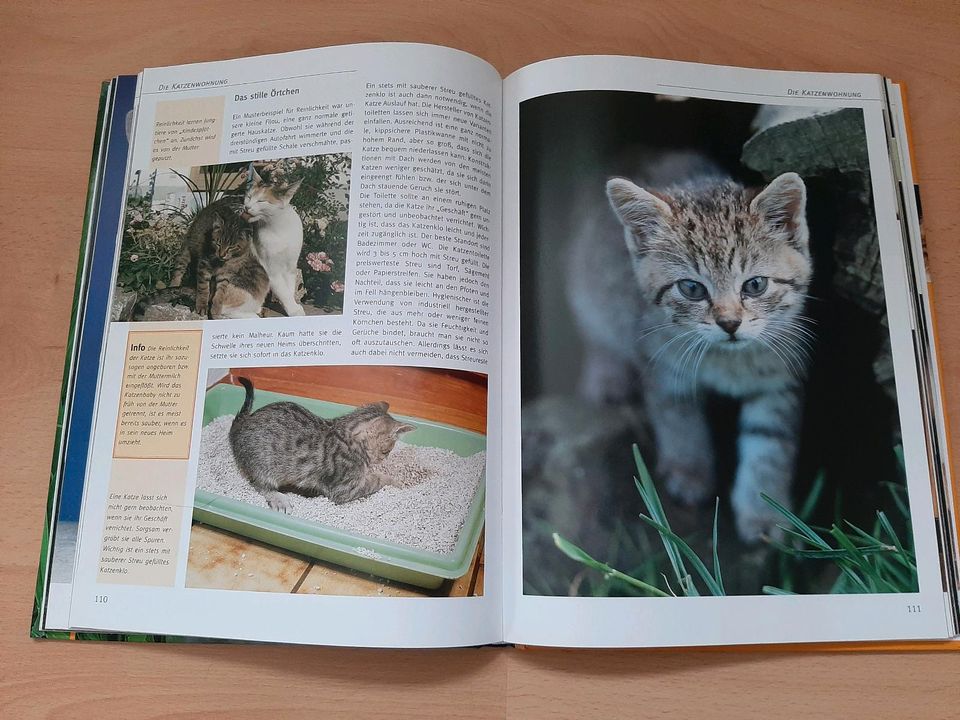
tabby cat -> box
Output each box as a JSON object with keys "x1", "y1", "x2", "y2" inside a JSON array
[
  {"x1": 229, "y1": 377, "x2": 416, "y2": 511},
  {"x1": 170, "y1": 199, "x2": 269, "y2": 319},
  {"x1": 569, "y1": 158, "x2": 813, "y2": 541}
]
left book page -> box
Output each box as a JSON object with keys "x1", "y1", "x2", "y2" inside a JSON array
[{"x1": 56, "y1": 43, "x2": 503, "y2": 647}]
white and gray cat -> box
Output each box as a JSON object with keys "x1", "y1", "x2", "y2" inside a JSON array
[
  {"x1": 241, "y1": 167, "x2": 306, "y2": 317},
  {"x1": 569, "y1": 153, "x2": 813, "y2": 541}
]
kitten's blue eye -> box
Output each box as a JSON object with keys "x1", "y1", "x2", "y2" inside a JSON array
[
  {"x1": 741, "y1": 276, "x2": 768, "y2": 297},
  {"x1": 676, "y1": 279, "x2": 708, "y2": 301}
]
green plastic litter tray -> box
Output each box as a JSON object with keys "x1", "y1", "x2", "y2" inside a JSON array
[{"x1": 193, "y1": 383, "x2": 486, "y2": 590}]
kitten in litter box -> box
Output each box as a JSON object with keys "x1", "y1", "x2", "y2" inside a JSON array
[
  {"x1": 567, "y1": 151, "x2": 813, "y2": 542},
  {"x1": 229, "y1": 377, "x2": 416, "y2": 511}
]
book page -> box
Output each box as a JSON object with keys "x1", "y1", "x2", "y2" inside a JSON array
[
  {"x1": 501, "y1": 55, "x2": 951, "y2": 647},
  {"x1": 66, "y1": 43, "x2": 503, "y2": 647}
]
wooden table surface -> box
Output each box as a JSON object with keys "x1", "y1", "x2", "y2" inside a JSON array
[{"x1": 2, "y1": 1, "x2": 958, "y2": 717}]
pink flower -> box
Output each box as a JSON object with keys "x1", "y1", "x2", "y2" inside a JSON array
[{"x1": 330, "y1": 280, "x2": 345, "y2": 293}]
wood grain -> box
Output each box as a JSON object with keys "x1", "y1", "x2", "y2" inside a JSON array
[{"x1": 1, "y1": 1, "x2": 958, "y2": 718}]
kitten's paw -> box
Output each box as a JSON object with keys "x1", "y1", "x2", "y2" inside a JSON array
[
  {"x1": 661, "y1": 462, "x2": 714, "y2": 506},
  {"x1": 265, "y1": 492, "x2": 294, "y2": 514},
  {"x1": 731, "y1": 491, "x2": 786, "y2": 544},
  {"x1": 286, "y1": 305, "x2": 306, "y2": 317}
]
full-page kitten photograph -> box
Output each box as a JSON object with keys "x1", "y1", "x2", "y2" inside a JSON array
[{"x1": 520, "y1": 91, "x2": 913, "y2": 597}]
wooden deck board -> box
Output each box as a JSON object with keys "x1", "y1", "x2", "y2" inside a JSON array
[{"x1": 185, "y1": 523, "x2": 310, "y2": 593}]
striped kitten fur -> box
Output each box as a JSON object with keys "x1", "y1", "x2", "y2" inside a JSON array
[
  {"x1": 229, "y1": 378, "x2": 415, "y2": 511},
  {"x1": 170, "y1": 199, "x2": 269, "y2": 319},
  {"x1": 571, "y1": 158, "x2": 813, "y2": 541}
]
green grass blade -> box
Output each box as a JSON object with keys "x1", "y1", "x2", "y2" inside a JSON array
[
  {"x1": 799, "y1": 470, "x2": 826, "y2": 521},
  {"x1": 632, "y1": 447, "x2": 691, "y2": 591},
  {"x1": 761, "y1": 493, "x2": 831, "y2": 549},
  {"x1": 875, "y1": 511, "x2": 915, "y2": 567},
  {"x1": 842, "y1": 520, "x2": 883, "y2": 545},
  {"x1": 828, "y1": 526, "x2": 897, "y2": 593},
  {"x1": 893, "y1": 444, "x2": 905, "y2": 473},
  {"x1": 762, "y1": 586, "x2": 796, "y2": 595},
  {"x1": 882, "y1": 481, "x2": 911, "y2": 520},
  {"x1": 638, "y1": 514, "x2": 724, "y2": 596},
  {"x1": 552, "y1": 533, "x2": 670, "y2": 597},
  {"x1": 712, "y1": 498, "x2": 725, "y2": 595},
  {"x1": 834, "y1": 561, "x2": 871, "y2": 593}
]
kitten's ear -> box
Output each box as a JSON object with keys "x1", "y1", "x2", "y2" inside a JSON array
[
  {"x1": 211, "y1": 213, "x2": 224, "y2": 239},
  {"x1": 395, "y1": 423, "x2": 416, "y2": 435},
  {"x1": 367, "y1": 401, "x2": 389, "y2": 414},
  {"x1": 606, "y1": 178, "x2": 672, "y2": 252},
  {"x1": 249, "y1": 165, "x2": 263, "y2": 186},
  {"x1": 279, "y1": 178, "x2": 302, "y2": 203},
  {"x1": 751, "y1": 172, "x2": 808, "y2": 243}
]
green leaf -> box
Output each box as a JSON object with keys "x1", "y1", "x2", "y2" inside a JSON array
[
  {"x1": 760, "y1": 493, "x2": 831, "y2": 549},
  {"x1": 632, "y1": 445, "x2": 692, "y2": 592},
  {"x1": 637, "y1": 514, "x2": 724, "y2": 596},
  {"x1": 552, "y1": 533, "x2": 670, "y2": 597},
  {"x1": 762, "y1": 586, "x2": 796, "y2": 595},
  {"x1": 711, "y1": 497, "x2": 724, "y2": 595}
]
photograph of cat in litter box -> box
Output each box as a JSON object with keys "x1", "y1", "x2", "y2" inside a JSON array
[
  {"x1": 187, "y1": 365, "x2": 486, "y2": 597},
  {"x1": 520, "y1": 91, "x2": 918, "y2": 599},
  {"x1": 111, "y1": 153, "x2": 351, "y2": 322}
]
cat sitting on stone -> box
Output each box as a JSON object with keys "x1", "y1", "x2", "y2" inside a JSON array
[
  {"x1": 229, "y1": 377, "x2": 416, "y2": 511},
  {"x1": 169, "y1": 199, "x2": 268, "y2": 319},
  {"x1": 569, "y1": 155, "x2": 813, "y2": 542},
  {"x1": 241, "y1": 167, "x2": 306, "y2": 317}
]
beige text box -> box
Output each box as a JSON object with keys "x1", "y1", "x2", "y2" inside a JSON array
[{"x1": 113, "y1": 329, "x2": 202, "y2": 460}]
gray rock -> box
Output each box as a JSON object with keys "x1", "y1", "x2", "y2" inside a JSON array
[
  {"x1": 141, "y1": 302, "x2": 203, "y2": 322},
  {"x1": 742, "y1": 107, "x2": 869, "y2": 178},
  {"x1": 110, "y1": 288, "x2": 138, "y2": 322},
  {"x1": 751, "y1": 105, "x2": 829, "y2": 133}
]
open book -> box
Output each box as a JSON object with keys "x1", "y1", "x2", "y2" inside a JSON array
[{"x1": 34, "y1": 43, "x2": 960, "y2": 648}]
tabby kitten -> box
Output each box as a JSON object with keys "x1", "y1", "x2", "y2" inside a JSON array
[
  {"x1": 571, "y1": 163, "x2": 813, "y2": 541},
  {"x1": 200, "y1": 214, "x2": 270, "y2": 319},
  {"x1": 229, "y1": 377, "x2": 416, "y2": 511},
  {"x1": 170, "y1": 199, "x2": 268, "y2": 318}
]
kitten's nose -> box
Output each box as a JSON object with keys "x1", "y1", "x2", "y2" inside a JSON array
[{"x1": 717, "y1": 317, "x2": 741, "y2": 337}]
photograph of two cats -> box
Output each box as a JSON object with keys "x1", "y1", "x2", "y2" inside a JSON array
[
  {"x1": 112, "y1": 152, "x2": 351, "y2": 321},
  {"x1": 520, "y1": 90, "x2": 916, "y2": 598},
  {"x1": 188, "y1": 365, "x2": 487, "y2": 597}
]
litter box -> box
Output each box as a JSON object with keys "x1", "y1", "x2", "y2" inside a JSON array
[{"x1": 193, "y1": 383, "x2": 486, "y2": 590}]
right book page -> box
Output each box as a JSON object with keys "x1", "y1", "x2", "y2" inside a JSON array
[{"x1": 500, "y1": 55, "x2": 952, "y2": 647}]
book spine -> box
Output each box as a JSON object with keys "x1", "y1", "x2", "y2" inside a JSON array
[{"x1": 32, "y1": 81, "x2": 112, "y2": 639}]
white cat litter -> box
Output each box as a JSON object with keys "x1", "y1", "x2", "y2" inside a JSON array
[{"x1": 197, "y1": 416, "x2": 485, "y2": 555}]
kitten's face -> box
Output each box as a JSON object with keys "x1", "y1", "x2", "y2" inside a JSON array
[
  {"x1": 351, "y1": 402, "x2": 416, "y2": 463},
  {"x1": 241, "y1": 167, "x2": 302, "y2": 223},
  {"x1": 607, "y1": 173, "x2": 812, "y2": 351},
  {"x1": 210, "y1": 216, "x2": 253, "y2": 264}
]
